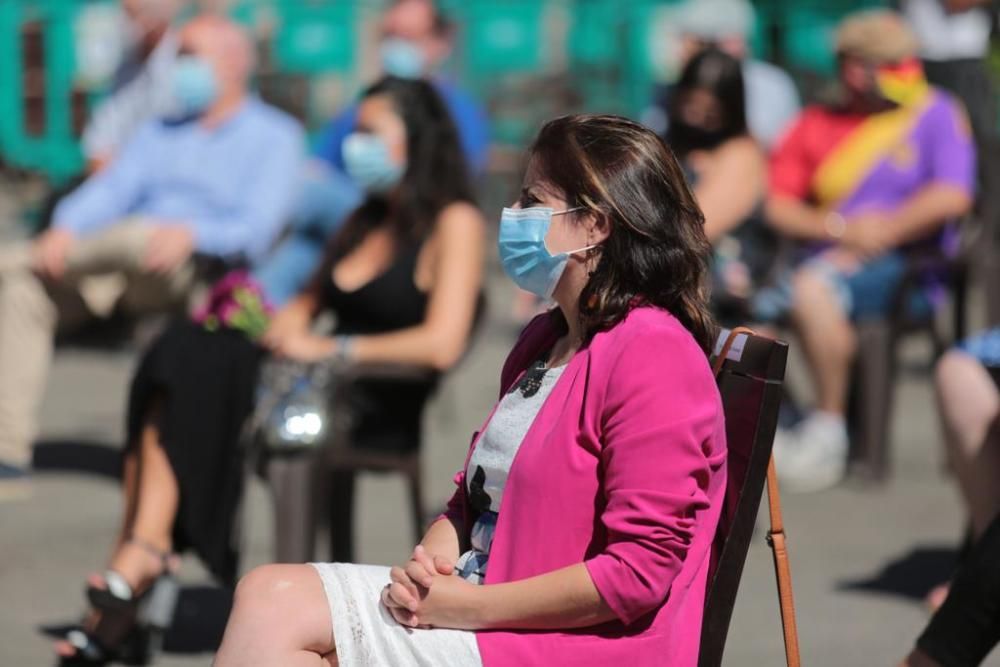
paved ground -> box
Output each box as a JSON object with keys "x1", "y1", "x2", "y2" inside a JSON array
[{"x1": 1, "y1": 204, "x2": 999, "y2": 664}]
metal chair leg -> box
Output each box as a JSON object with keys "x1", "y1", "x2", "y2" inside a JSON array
[
  {"x1": 329, "y1": 470, "x2": 355, "y2": 563},
  {"x1": 850, "y1": 320, "x2": 895, "y2": 482},
  {"x1": 406, "y1": 457, "x2": 425, "y2": 545},
  {"x1": 266, "y1": 453, "x2": 322, "y2": 563}
]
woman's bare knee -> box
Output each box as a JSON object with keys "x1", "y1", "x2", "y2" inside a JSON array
[
  {"x1": 936, "y1": 349, "x2": 981, "y2": 393},
  {"x1": 790, "y1": 268, "x2": 833, "y2": 305},
  {"x1": 935, "y1": 350, "x2": 1000, "y2": 453},
  {"x1": 230, "y1": 564, "x2": 334, "y2": 654}
]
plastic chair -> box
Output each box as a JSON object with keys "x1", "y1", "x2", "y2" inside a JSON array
[
  {"x1": 700, "y1": 328, "x2": 799, "y2": 667},
  {"x1": 848, "y1": 240, "x2": 972, "y2": 481}
]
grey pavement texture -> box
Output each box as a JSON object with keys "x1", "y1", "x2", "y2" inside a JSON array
[{"x1": 1, "y1": 267, "x2": 999, "y2": 666}]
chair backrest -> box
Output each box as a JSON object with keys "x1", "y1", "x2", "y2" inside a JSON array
[{"x1": 699, "y1": 329, "x2": 788, "y2": 667}]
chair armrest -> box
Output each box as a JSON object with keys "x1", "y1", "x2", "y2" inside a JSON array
[
  {"x1": 899, "y1": 253, "x2": 960, "y2": 278},
  {"x1": 888, "y1": 250, "x2": 965, "y2": 324}
]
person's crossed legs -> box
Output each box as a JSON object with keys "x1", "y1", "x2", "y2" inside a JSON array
[{"x1": 0, "y1": 221, "x2": 195, "y2": 482}]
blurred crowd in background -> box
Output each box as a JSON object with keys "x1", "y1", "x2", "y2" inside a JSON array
[{"x1": 2, "y1": 0, "x2": 1000, "y2": 664}]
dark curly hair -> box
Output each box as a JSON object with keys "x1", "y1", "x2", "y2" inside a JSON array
[
  {"x1": 325, "y1": 76, "x2": 473, "y2": 259},
  {"x1": 529, "y1": 114, "x2": 716, "y2": 353}
]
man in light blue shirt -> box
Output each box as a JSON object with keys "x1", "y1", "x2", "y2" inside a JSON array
[
  {"x1": 0, "y1": 15, "x2": 303, "y2": 493},
  {"x1": 56, "y1": 98, "x2": 302, "y2": 262}
]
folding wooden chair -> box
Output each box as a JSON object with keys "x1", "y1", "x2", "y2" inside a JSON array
[{"x1": 700, "y1": 328, "x2": 800, "y2": 667}]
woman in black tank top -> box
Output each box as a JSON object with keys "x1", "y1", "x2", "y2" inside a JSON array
[
  {"x1": 666, "y1": 48, "x2": 776, "y2": 327},
  {"x1": 55, "y1": 77, "x2": 485, "y2": 663}
]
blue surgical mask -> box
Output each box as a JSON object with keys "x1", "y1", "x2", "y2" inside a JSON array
[
  {"x1": 498, "y1": 206, "x2": 596, "y2": 299},
  {"x1": 342, "y1": 132, "x2": 405, "y2": 193},
  {"x1": 380, "y1": 37, "x2": 426, "y2": 79},
  {"x1": 170, "y1": 56, "x2": 218, "y2": 118}
]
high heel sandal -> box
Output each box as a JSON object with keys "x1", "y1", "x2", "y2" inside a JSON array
[{"x1": 60, "y1": 538, "x2": 181, "y2": 666}]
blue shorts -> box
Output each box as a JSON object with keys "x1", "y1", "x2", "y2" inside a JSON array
[
  {"x1": 752, "y1": 252, "x2": 934, "y2": 323},
  {"x1": 958, "y1": 328, "x2": 1000, "y2": 369}
]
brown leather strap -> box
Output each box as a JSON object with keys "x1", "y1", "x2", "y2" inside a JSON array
[
  {"x1": 714, "y1": 327, "x2": 801, "y2": 667},
  {"x1": 766, "y1": 457, "x2": 801, "y2": 667}
]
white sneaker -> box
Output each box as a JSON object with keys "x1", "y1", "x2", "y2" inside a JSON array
[
  {"x1": 773, "y1": 412, "x2": 848, "y2": 493},
  {"x1": 771, "y1": 425, "x2": 797, "y2": 462}
]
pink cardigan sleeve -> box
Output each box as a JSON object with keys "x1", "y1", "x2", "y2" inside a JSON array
[{"x1": 584, "y1": 326, "x2": 723, "y2": 626}]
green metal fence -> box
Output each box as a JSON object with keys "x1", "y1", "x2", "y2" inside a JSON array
[
  {"x1": 0, "y1": 0, "x2": 99, "y2": 182},
  {"x1": 0, "y1": 0, "x2": 936, "y2": 183}
]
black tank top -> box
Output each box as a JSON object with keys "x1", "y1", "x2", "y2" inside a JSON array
[
  {"x1": 322, "y1": 241, "x2": 438, "y2": 452},
  {"x1": 323, "y1": 242, "x2": 429, "y2": 335}
]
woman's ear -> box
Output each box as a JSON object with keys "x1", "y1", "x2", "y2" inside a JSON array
[{"x1": 585, "y1": 211, "x2": 612, "y2": 245}]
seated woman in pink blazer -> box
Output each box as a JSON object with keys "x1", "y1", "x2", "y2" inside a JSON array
[{"x1": 215, "y1": 114, "x2": 727, "y2": 667}]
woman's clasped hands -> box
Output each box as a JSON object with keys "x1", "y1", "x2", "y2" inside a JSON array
[{"x1": 381, "y1": 545, "x2": 482, "y2": 631}]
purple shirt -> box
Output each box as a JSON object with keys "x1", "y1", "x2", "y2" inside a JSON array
[{"x1": 837, "y1": 90, "x2": 975, "y2": 221}]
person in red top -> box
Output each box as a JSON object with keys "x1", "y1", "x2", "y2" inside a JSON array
[{"x1": 762, "y1": 10, "x2": 975, "y2": 492}]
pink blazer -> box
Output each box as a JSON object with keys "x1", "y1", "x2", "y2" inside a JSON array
[{"x1": 443, "y1": 306, "x2": 727, "y2": 666}]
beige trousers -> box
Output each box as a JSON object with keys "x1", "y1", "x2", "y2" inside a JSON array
[{"x1": 0, "y1": 222, "x2": 196, "y2": 466}]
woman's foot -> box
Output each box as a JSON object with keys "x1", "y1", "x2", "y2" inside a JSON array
[
  {"x1": 99, "y1": 538, "x2": 179, "y2": 595},
  {"x1": 54, "y1": 538, "x2": 178, "y2": 661}
]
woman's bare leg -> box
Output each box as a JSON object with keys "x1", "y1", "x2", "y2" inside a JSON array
[
  {"x1": 215, "y1": 564, "x2": 336, "y2": 667},
  {"x1": 790, "y1": 267, "x2": 856, "y2": 417},
  {"x1": 898, "y1": 648, "x2": 940, "y2": 667},
  {"x1": 112, "y1": 448, "x2": 140, "y2": 554},
  {"x1": 935, "y1": 351, "x2": 1000, "y2": 538},
  {"x1": 55, "y1": 405, "x2": 182, "y2": 657},
  {"x1": 125, "y1": 411, "x2": 178, "y2": 552}
]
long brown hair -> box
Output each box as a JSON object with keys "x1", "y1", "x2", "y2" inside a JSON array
[
  {"x1": 307, "y1": 76, "x2": 473, "y2": 296},
  {"x1": 529, "y1": 114, "x2": 716, "y2": 353}
]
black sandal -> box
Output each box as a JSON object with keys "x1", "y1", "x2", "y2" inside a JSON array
[{"x1": 59, "y1": 538, "x2": 180, "y2": 666}]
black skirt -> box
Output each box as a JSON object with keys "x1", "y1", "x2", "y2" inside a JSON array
[
  {"x1": 126, "y1": 321, "x2": 264, "y2": 586},
  {"x1": 125, "y1": 319, "x2": 438, "y2": 585}
]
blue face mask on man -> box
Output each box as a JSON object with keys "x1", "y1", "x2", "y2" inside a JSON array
[
  {"x1": 498, "y1": 206, "x2": 597, "y2": 299},
  {"x1": 170, "y1": 55, "x2": 219, "y2": 118},
  {"x1": 379, "y1": 37, "x2": 426, "y2": 79},
  {"x1": 342, "y1": 132, "x2": 406, "y2": 193}
]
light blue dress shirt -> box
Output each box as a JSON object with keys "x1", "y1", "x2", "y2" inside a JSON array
[{"x1": 55, "y1": 97, "x2": 305, "y2": 263}]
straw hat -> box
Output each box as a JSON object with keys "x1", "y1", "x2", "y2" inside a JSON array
[{"x1": 835, "y1": 10, "x2": 919, "y2": 65}]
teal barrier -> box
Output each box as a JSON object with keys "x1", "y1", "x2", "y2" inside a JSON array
[
  {"x1": 0, "y1": 0, "x2": 94, "y2": 183},
  {"x1": 273, "y1": 2, "x2": 356, "y2": 74}
]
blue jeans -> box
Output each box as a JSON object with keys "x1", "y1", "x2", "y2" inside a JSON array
[
  {"x1": 254, "y1": 164, "x2": 361, "y2": 306},
  {"x1": 753, "y1": 251, "x2": 934, "y2": 323}
]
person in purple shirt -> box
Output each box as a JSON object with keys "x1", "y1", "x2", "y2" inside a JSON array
[
  {"x1": 315, "y1": 0, "x2": 490, "y2": 177},
  {"x1": 0, "y1": 15, "x2": 304, "y2": 496},
  {"x1": 762, "y1": 11, "x2": 975, "y2": 493}
]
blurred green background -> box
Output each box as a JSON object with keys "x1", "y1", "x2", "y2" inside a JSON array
[{"x1": 0, "y1": 0, "x2": 943, "y2": 184}]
